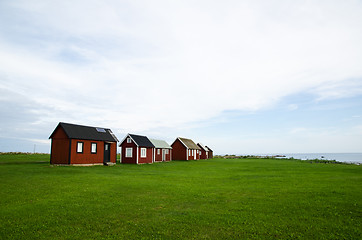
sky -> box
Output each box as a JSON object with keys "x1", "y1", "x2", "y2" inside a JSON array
[{"x1": 0, "y1": 0, "x2": 362, "y2": 154}]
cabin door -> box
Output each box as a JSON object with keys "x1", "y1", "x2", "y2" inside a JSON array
[
  {"x1": 104, "y1": 143, "x2": 111, "y2": 163},
  {"x1": 162, "y1": 149, "x2": 166, "y2": 161}
]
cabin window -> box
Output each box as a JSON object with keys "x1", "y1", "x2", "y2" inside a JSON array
[
  {"x1": 91, "y1": 143, "x2": 97, "y2": 153},
  {"x1": 189, "y1": 149, "x2": 191, "y2": 156},
  {"x1": 77, "y1": 142, "x2": 83, "y2": 153},
  {"x1": 141, "y1": 148, "x2": 147, "y2": 158},
  {"x1": 165, "y1": 149, "x2": 169, "y2": 154},
  {"x1": 157, "y1": 149, "x2": 160, "y2": 155},
  {"x1": 127, "y1": 138, "x2": 131, "y2": 143},
  {"x1": 126, "y1": 148, "x2": 132, "y2": 157}
]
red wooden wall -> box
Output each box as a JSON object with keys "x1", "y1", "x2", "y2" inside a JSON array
[
  {"x1": 50, "y1": 127, "x2": 70, "y2": 164},
  {"x1": 138, "y1": 147, "x2": 153, "y2": 164},
  {"x1": 171, "y1": 139, "x2": 187, "y2": 160},
  {"x1": 69, "y1": 140, "x2": 116, "y2": 164},
  {"x1": 120, "y1": 141, "x2": 138, "y2": 164},
  {"x1": 120, "y1": 140, "x2": 154, "y2": 164},
  {"x1": 154, "y1": 148, "x2": 172, "y2": 162},
  {"x1": 200, "y1": 149, "x2": 207, "y2": 159}
]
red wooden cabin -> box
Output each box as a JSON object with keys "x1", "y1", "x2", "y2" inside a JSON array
[
  {"x1": 197, "y1": 143, "x2": 210, "y2": 159},
  {"x1": 49, "y1": 122, "x2": 118, "y2": 165},
  {"x1": 119, "y1": 134, "x2": 155, "y2": 164},
  {"x1": 171, "y1": 137, "x2": 201, "y2": 160},
  {"x1": 149, "y1": 139, "x2": 172, "y2": 162},
  {"x1": 206, "y1": 146, "x2": 213, "y2": 158}
]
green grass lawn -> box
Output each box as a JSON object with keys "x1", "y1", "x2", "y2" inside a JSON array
[{"x1": 0, "y1": 154, "x2": 361, "y2": 239}]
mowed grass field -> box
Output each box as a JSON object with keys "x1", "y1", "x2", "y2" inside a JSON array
[{"x1": 0, "y1": 154, "x2": 361, "y2": 239}]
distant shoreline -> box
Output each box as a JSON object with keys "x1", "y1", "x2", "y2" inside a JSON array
[{"x1": 218, "y1": 153, "x2": 362, "y2": 164}]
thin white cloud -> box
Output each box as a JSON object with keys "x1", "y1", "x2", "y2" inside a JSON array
[
  {"x1": 289, "y1": 127, "x2": 308, "y2": 135},
  {"x1": 287, "y1": 104, "x2": 299, "y2": 111},
  {"x1": 352, "y1": 125, "x2": 362, "y2": 135},
  {"x1": 312, "y1": 79, "x2": 362, "y2": 101}
]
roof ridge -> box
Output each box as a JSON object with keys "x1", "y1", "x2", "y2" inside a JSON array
[
  {"x1": 60, "y1": 122, "x2": 110, "y2": 130},
  {"x1": 129, "y1": 133, "x2": 149, "y2": 138}
]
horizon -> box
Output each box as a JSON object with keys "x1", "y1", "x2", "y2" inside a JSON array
[
  {"x1": 1, "y1": 1, "x2": 362, "y2": 154},
  {"x1": 2, "y1": 150, "x2": 362, "y2": 156}
]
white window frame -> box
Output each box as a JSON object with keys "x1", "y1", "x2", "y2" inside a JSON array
[
  {"x1": 77, "y1": 142, "x2": 83, "y2": 153},
  {"x1": 165, "y1": 149, "x2": 169, "y2": 154},
  {"x1": 126, "y1": 148, "x2": 133, "y2": 158},
  {"x1": 91, "y1": 143, "x2": 97, "y2": 153},
  {"x1": 141, "y1": 148, "x2": 147, "y2": 158},
  {"x1": 157, "y1": 149, "x2": 160, "y2": 155},
  {"x1": 127, "y1": 138, "x2": 132, "y2": 143}
]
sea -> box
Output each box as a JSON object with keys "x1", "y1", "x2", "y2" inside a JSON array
[
  {"x1": 258, "y1": 153, "x2": 362, "y2": 164},
  {"x1": 241, "y1": 153, "x2": 362, "y2": 164}
]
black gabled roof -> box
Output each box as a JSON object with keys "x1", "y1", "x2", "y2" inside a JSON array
[
  {"x1": 49, "y1": 122, "x2": 118, "y2": 142},
  {"x1": 128, "y1": 134, "x2": 155, "y2": 147},
  {"x1": 197, "y1": 143, "x2": 209, "y2": 152},
  {"x1": 205, "y1": 146, "x2": 213, "y2": 152}
]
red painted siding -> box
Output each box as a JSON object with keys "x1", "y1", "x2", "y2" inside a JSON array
[
  {"x1": 50, "y1": 127, "x2": 70, "y2": 164},
  {"x1": 69, "y1": 140, "x2": 116, "y2": 164},
  {"x1": 138, "y1": 147, "x2": 153, "y2": 164},
  {"x1": 171, "y1": 139, "x2": 187, "y2": 160},
  {"x1": 154, "y1": 148, "x2": 172, "y2": 162},
  {"x1": 187, "y1": 149, "x2": 193, "y2": 160},
  {"x1": 166, "y1": 149, "x2": 172, "y2": 161},
  {"x1": 120, "y1": 139, "x2": 153, "y2": 164},
  {"x1": 120, "y1": 140, "x2": 138, "y2": 164},
  {"x1": 196, "y1": 150, "x2": 200, "y2": 160},
  {"x1": 199, "y1": 149, "x2": 207, "y2": 159},
  {"x1": 110, "y1": 143, "x2": 117, "y2": 163},
  {"x1": 180, "y1": 146, "x2": 200, "y2": 160},
  {"x1": 187, "y1": 149, "x2": 198, "y2": 160},
  {"x1": 154, "y1": 148, "x2": 162, "y2": 162}
]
